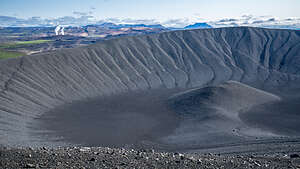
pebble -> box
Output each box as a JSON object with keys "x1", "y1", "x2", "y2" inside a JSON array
[
  {"x1": 25, "y1": 163, "x2": 35, "y2": 168},
  {"x1": 290, "y1": 154, "x2": 300, "y2": 158},
  {"x1": 254, "y1": 161, "x2": 261, "y2": 166},
  {"x1": 90, "y1": 157, "x2": 96, "y2": 162},
  {"x1": 80, "y1": 147, "x2": 91, "y2": 152}
]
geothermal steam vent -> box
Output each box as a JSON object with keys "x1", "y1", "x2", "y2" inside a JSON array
[{"x1": 0, "y1": 27, "x2": 300, "y2": 151}]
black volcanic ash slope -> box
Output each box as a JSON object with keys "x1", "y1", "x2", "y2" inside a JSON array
[
  {"x1": 165, "y1": 81, "x2": 281, "y2": 150},
  {"x1": 0, "y1": 27, "x2": 300, "y2": 148}
]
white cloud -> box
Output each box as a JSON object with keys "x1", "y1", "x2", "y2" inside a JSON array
[
  {"x1": 196, "y1": 15, "x2": 300, "y2": 29},
  {"x1": 73, "y1": 11, "x2": 89, "y2": 16},
  {"x1": 0, "y1": 15, "x2": 299, "y2": 29}
]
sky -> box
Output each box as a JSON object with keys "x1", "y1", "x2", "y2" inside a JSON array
[{"x1": 0, "y1": 0, "x2": 300, "y2": 28}]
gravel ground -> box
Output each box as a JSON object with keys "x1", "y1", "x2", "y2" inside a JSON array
[{"x1": 1, "y1": 147, "x2": 300, "y2": 169}]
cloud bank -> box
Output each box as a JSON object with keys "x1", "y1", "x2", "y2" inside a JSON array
[
  {"x1": 208, "y1": 15, "x2": 300, "y2": 29},
  {"x1": 0, "y1": 15, "x2": 299, "y2": 29}
]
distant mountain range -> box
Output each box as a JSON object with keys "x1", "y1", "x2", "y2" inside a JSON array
[
  {"x1": 97, "y1": 23, "x2": 166, "y2": 29},
  {"x1": 0, "y1": 15, "x2": 212, "y2": 30},
  {"x1": 1, "y1": 15, "x2": 299, "y2": 30},
  {"x1": 84, "y1": 22, "x2": 212, "y2": 30},
  {"x1": 0, "y1": 22, "x2": 214, "y2": 40},
  {"x1": 184, "y1": 23, "x2": 213, "y2": 29}
]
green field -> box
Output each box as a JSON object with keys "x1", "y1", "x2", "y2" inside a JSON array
[
  {"x1": 14, "y1": 40, "x2": 52, "y2": 45},
  {"x1": 0, "y1": 40, "x2": 52, "y2": 49},
  {"x1": 0, "y1": 40, "x2": 51, "y2": 59},
  {"x1": 0, "y1": 50, "x2": 24, "y2": 59}
]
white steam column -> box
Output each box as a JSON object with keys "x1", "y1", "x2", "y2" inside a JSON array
[
  {"x1": 61, "y1": 27, "x2": 65, "y2": 35},
  {"x1": 55, "y1": 25, "x2": 65, "y2": 35}
]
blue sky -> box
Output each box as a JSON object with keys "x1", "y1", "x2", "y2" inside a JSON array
[
  {"x1": 1, "y1": 0, "x2": 299, "y2": 20},
  {"x1": 0, "y1": 0, "x2": 299, "y2": 28}
]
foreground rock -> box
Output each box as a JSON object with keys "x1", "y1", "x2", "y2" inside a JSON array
[{"x1": 1, "y1": 147, "x2": 299, "y2": 169}]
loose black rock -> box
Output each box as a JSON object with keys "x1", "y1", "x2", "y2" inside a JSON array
[
  {"x1": 25, "y1": 163, "x2": 36, "y2": 168},
  {"x1": 290, "y1": 154, "x2": 300, "y2": 158}
]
